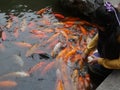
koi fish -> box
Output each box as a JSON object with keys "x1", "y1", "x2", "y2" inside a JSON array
[
  {"x1": 79, "y1": 25, "x2": 87, "y2": 35},
  {"x1": 78, "y1": 76, "x2": 85, "y2": 90},
  {"x1": 14, "y1": 42, "x2": 32, "y2": 48},
  {"x1": 56, "y1": 80, "x2": 64, "y2": 90},
  {"x1": 12, "y1": 54, "x2": 24, "y2": 67},
  {"x1": 46, "y1": 33, "x2": 60, "y2": 43},
  {"x1": 56, "y1": 47, "x2": 68, "y2": 60},
  {"x1": 53, "y1": 13, "x2": 65, "y2": 19},
  {"x1": 0, "y1": 80, "x2": 17, "y2": 87},
  {"x1": 41, "y1": 28, "x2": 53, "y2": 33},
  {"x1": 84, "y1": 74, "x2": 91, "y2": 90},
  {"x1": 13, "y1": 27, "x2": 19, "y2": 38},
  {"x1": 25, "y1": 43, "x2": 40, "y2": 57},
  {"x1": 62, "y1": 17, "x2": 80, "y2": 21},
  {"x1": 60, "y1": 30, "x2": 69, "y2": 41},
  {"x1": 36, "y1": 7, "x2": 49, "y2": 15},
  {"x1": 64, "y1": 21, "x2": 75, "y2": 27},
  {"x1": 0, "y1": 43, "x2": 5, "y2": 52},
  {"x1": 20, "y1": 18, "x2": 27, "y2": 32},
  {"x1": 51, "y1": 42, "x2": 63, "y2": 58},
  {"x1": 30, "y1": 30, "x2": 45, "y2": 35},
  {"x1": 71, "y1": 69, "x2": 79, "y2": 90},
  {"x1": 64, "y1": 49, "x2": 77, "y2": 62},
  {"x1": 6, "y1": 19, "x2": 13, "y2": 29},
  {"x1": 58, "y1": 58, "x2": 73, "y2": 90},
  {"x1": 56, "y1": 69, "x2": 62, "y2": 81},
  {"x1": 2, "y1": 31, "x2": 7, "y2": 41},
  {"x1": 41, "y1": 61, "x2": 55, "y2": 75},
  {"x1": 28, "y1": 21, "x2": 35, "y2": 28},
  {"x1": 0, "y1": 71, "x2": 29, "y2": 79},
  {"x1": 28, "y1": 61, "x2": 46, "y2": 74}
]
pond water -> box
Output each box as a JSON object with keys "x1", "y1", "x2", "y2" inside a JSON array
[
  {"x1": 0, "y1": 1, "x2": 63, "y2": 90},
  {"x1": 0, "y1": 0, "x2": 98, "y2": 90}
]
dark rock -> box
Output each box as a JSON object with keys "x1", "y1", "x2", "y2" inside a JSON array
[{"x1": 59, "y1": 0, "x2": 104, "y2": 21}]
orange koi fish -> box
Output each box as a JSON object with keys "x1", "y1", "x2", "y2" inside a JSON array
[
  {"x1": 56, "y1": 80, "x2": 64, "y2": 90},
  {"x1": 56, "y1": 47, "x2": 68, "y2": 60},
  {"x1": 0, "y1": 80, "x2": 17, "y2": 87},
  {"x1": 62, "y1": 17, "x2": 80, "y2": 21},
  {"x1": 41, "y1": 28, "x2": 53, "y2": 33},
  {"x1": 34, "y1": 49, "x2": 45, "y2": 54},
  {"x1": 25, "y1": 43, "x2": 40, "y2": 57},
  {"x1": 46, "y1": 33, "x2": 60, "y2": 43},
  {"x1": 60, "y1": 28, "x2": 72, "y2": 34},
  {"x1": 30, "y1": 30, "x2": 45, "y2": 35},
  {"x1": 64, "y1": 49, "x2": 77, "y2": 62},
  {"x1": 36, "y1": 8, "x2": 48, "y2": 15},
  {"x1": 47, "y1": 39, "x2": 58, "y2": 49},
  {"x1": 41, "y1": 61, "x2": 55, "y2": 75},
  {"x1": 70, "y1": 54, "x2": 82, "y2": 62},
  {"x1": 64, "y1": 21, "x2": 75, "y2": 27},
  {"x1": 53, "y1": 13, "x2": 65, "y2": 19},
  {"x1": 28, "y1": 61, "x2": 46, "y2": 74},
  {"x1": 14, "y1": 42, "x2": 32, "y2": 48},
  {"x1": 60, "y1": 30, "x2": 69, "y2": 41},
  {"x1": 60, "y1": 61, "x2": 73, "y2": 90},
  {"x1": 78, "y1": 76, "x2": 85, "y2": 90},
  {"x1": 28, "y1": 21, "x2": 35, "y2": 28},
  {"x1": 85, "y1": 74, "x2": 90, "y2": 83},
  {"x1": 6, "y1": 19, "x2": 13, "y2": 29},
  {"x1": 41, "y1": 19, "x2": 51, "y2": 25},
  {"x1": 56, "y1": 69, "x2": 64, "y2": 90},
  {"x1": 2, "y1": 31, "x2": 7, "y2": 41},
  {"x1": 79, "y1": 25, "x2": 87, "y2": 35}
]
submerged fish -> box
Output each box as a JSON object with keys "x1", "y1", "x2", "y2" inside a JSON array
[
  {"x1": 2, "y1": 31, "x2": 7, "y2": 41},
  {"x1": 56, "y1": 80, "x2": 64, "y2": 90},
  {"x1": 14, "y1": 41, "x2": 32, "y2": 48},
  {"x1": 0, "y1": 71, "x2": 29, "y2": 79},
  {"x1": 25, "y1": 43, "x2": 40, "y2": 57},
  {"x1": 51, "y1": 42, "x2": 63, "y2": 58},
  {"x1": 56, "y1": 69, "x2": 64, "y2": 90},
  {"x1": 6, "y1": 19, "x2": 13, "y2": 29},
  {"x1": 20, "y1": 18, "x2": 27, "y2": 32},
  {"x1": 0, "y1": 80, "x2": 17, "y2": 87},
  {"x1": 12, "y1": 54, "x2": 24, "y2": 67}
]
